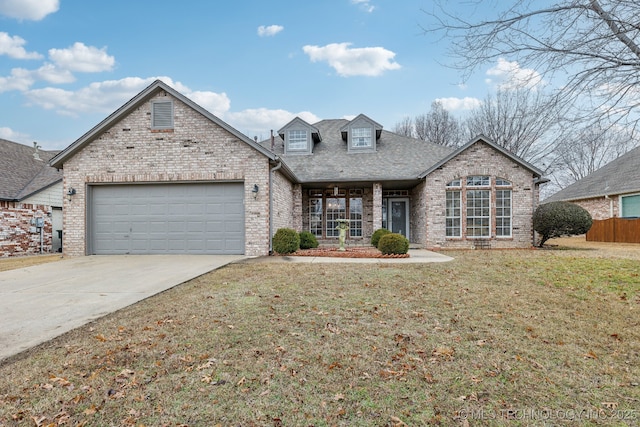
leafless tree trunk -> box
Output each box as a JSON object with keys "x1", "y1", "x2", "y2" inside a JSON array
[
  {"x1": 414, "y1": 101, "x2": 462, "y2": 146},
  {"x1": 464, "y1": 89, "x2": 562, "y2": 168},
  {"x1": 393, "y1": 116, "x2": 414, "y2": 137},
  {"x1": 552, "y1": 121, "x2": 637, "y2": 188},
  {"x1": 424, "y1": 0, "x2": 640, "y2": 131}
]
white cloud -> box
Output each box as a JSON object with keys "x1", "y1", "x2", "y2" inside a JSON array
[
  {"x1": 23, "y1": 76, "x2": 231, "y2": 118},
  {"x1": 33, "y1": 63, "x2": 75, "y2": 84},
  {"x1": 0, "y1": 68, "x2": 34, "y2": 93},
  {"x1": 435, "y1": 97, "x2": 483, "y2": 111},
  {"x1": 0, "y1": 0, "x2": 59, "y2": 21},
  {"x1": 0, "y1": 126, "x2": 29, "y2": 142},
  {"x1": 49, "y1": 42, "x2": 115, "y2": 73},
  {"x1": 485, "y1": 58, "x2": 544, "y2": 90},
  {"x1": 351, "y1": 0, "x2": 375, "y2": 13},
  {"x1": 187, "y1": 90, "x2": 231, "y2": 116},
  {"x1": 224, "y1": 108, "x2": 320, "y2": 139},
  {"x1": 0, "y1": 32, "x2": 42, "y2": 59},
  {"x1": 303, "y1": 42, "x2": 400, "y2": 77},
  {"x1": 257, "y1": 25, "x2": 284, "y2": 37}
]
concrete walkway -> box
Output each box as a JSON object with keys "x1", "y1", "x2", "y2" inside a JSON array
[
  {"x1": 0, "y1": 250, "x2": 451, "y2": 362},
  {"x1": 0, "y1": 255, "x2": 244, "y2": 361}
]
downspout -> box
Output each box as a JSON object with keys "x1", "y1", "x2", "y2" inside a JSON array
[{"x1": 269, "y1": 156, "x2": 283, "y2": 253}]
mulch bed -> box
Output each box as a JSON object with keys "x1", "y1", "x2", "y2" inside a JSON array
[{"x1": 276, "y1": 246, "x2": 410, "y2": 258}]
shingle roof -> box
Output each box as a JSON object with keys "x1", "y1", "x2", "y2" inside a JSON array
[
  {"x1": 544, "y1": 145, "x2": 640, "y2": 202},
  {"x1": 0, "y1": 138, "x2": 62, "y2": 201},
  {"x1": 261, "y1": 119, "x2": 455, "y2": 183}
]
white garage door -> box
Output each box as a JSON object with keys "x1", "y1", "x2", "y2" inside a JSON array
[{"x1": 89, "y1": 183, "x2": 244, "y2": 255}]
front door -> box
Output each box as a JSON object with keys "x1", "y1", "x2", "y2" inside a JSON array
[{"x1": 384, "y1": 198, "x2": 410, "y2": 238}]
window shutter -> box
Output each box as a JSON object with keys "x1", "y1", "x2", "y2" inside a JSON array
[{"x1": 152, "y1": 101, "x2": 173, "y2": 129}]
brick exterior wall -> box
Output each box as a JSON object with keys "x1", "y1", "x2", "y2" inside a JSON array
[
  {"x1": 62, "y1": 92, "x2": 272, "y2": 257},
  {"x1": 572, "y1": 196, "x2": 617, "y2": 220},
  {"x1": 271, "y1": 169, "x2": 297, "y2": 234},
  {"x1": 0, "y1": 202, "x2": 54, "y2": 257},
  {"x1": 421, "y1": 141, "x2": 539, "y2": 249}
]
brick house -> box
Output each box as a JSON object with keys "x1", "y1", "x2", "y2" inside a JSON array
[
  {"x1": 1, "y1": 139, "x2": 63, "y2": 257},
  {"x1": 543, "y1": 145, "x2": 640, "y2": 220},
  {"x1": 50, "y1": 80, "x2": 546, "y2": 256}
]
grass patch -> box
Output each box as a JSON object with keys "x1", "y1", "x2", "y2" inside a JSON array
[
  {"x1": 1, "y1": 250, "x2": 639, "y2": 426},
  {"x1": 0, "y1": 254, "x2": 62, "y2": 272}
]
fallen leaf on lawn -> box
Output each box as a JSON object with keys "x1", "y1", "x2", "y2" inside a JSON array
[
  {"x1": 333, "y1": 393, "x2": 345, "y2": 401},
  {"x1": 584, "y1": 351, "x2": 598, "y2": 359},
  {"x1": 602, "y1": 402, "x2": 618, "y2": 409},
  {"x1": 94, "y1": 334, "x2": 108, "y2": 342},
  {"x1": 31, "y1": 416, "x2": 47, "y2": 426},
  {"x1": 432, "y1": 346, "x2": 455, "y2": 360},
  {"x1": 237, "y1": 376, "x2": 246, "y2": 386},
  {"x1": 390, "y1": 415, "x2": 408, "y2": 426},
  {"x1": 83, "y1": 405, "x2": 98, "y2": 415}
]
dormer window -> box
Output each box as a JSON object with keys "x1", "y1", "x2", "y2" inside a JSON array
[
  {"x1": 352, "y1": 127, "x2": 372, "y2": 148},
  {"x1": 278, "y1": 117, "x2": 320, "y2": 155},
  {"x1": 288, "y1": 130, "x2": 308, "y2": 151},
  {"x1": 341, "y1": 114, "x2": 382, "y2": 153}
]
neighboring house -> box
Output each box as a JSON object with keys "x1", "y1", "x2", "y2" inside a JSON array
[
  {"x1": 50, "y1": 80, "x2": 546, "y2": 257},
  {"x1": 543, "y1": 145, "x2": 640, "y2": 219},
  {"x1": 0, "y1": 139, "x2": 63, "y2": 257}
]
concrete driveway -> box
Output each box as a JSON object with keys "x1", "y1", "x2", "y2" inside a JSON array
[{"x1": 0, "y1": 255, "x2": 244, "y2": 361}]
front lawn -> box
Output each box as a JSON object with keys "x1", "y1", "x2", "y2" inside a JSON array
[{"x1": 1, "y1": 248, "x2": 639, "y2": 426}]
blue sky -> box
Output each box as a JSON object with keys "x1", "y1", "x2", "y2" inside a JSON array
[{"x1": 0, "y1": 0, "x2": 536, "y2": 151}]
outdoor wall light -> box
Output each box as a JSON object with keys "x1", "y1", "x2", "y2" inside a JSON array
[
  {"x1": 252, "y1": 184, "x2": 259, "y2": 199},
  {"x1": 67, "y1": 187, "x2": 76, "y2": 201}
]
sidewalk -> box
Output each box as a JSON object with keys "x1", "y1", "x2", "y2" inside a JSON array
[{"x1": 241, "y1": 249, "x2": 454, "y2": 264}]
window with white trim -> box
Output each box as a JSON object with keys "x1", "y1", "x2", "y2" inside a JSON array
[
  {"x1": 446, "y1": 190, "x2": 461, "y2": 237},
  {"x1": 326, "y1": 198, "x2": 346, "y2": 238},
  {"x1": 466, "y1": 189, "x2": 490, "y2": 237},
  {"x1": 621, "y1": 194, "x2": 640, "y2": 217},
  {"x1": 352, "y1": 127, "x2": 372, "y2": 148},
  {"x1": 467, "y1": 175, "x2": 490, "y2": 187},
  {"x1": 495, "y1": 189, "x2": 512, "y2": 237},
  {"x1": 349, "y1": 197, "x2": 363, "y2": 237},
  {"x1": 309, "y1": 198, "x2": 323, "y2": 237},
  {"x1": 151, "y1": 100, "x2": 173, "y2": 129},
  {"x1": 287, "y1": 129, "x2": 308, "y2": 151}
]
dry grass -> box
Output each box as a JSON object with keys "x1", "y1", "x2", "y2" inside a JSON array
[
  {"x1": 0, "y1": 254, "x2": 62, "y2": 272},
  {"x1": 1, "y1": 244, "x2": 639, "y2": 426}
]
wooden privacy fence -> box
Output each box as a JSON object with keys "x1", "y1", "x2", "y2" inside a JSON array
[{"x1": 586, "y1": 218, "x2": 640, "y2": 243}]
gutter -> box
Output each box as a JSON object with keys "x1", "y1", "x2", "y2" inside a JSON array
[{"x1": 269, "y1": 157, "x2": 283, "y2": 253}]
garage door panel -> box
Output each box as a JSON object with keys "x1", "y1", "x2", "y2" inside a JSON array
[{"x1": 90, "y1": 183, "x2": 245, "y2": 255}]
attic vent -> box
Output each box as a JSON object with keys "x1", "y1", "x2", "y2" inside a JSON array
[{"x1": 151, "y1": 100, "x2": 173, "y2": 129}]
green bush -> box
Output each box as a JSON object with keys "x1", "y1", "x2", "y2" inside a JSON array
[
  {"x1": 377, "y1": 233, "x2": 409, "y2": 255},
  {"x1": 272, "y1": 228, "x2": 300, "y2": 254},
  {"x1": 299, "y1": 231, "x2": 319, "y2": 249},
  {"x1": 533, "y1": 201, "x2": 593, "y2": 247},
  {"x1": 371, "y1": 228, "x2": 391, "y2": 248}
]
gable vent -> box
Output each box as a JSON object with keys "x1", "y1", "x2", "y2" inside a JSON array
[{"x1": 152, "y1": 100, "x2": 173, "y2": 129}]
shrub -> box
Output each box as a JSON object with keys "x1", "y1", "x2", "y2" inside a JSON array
[
  {"x1": 533, "y1": 201, "x2": 593, "y2": 247},
  {"x1": 272, "y1": 228, "x2": 300, "y2": 254},
  {"x1": 299, "y1": 231, "x2": 319, "y2": 249},
  {"x1": 377, "y1": 233, "x2": 409, "y2": 255},
  {"x1": 371, "y1": 228, "x2": 391, "y2": 248}
]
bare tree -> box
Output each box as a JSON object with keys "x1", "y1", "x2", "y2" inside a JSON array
[
  {"x1": 393, "y1": 116, "x2": 414, "y2": 137},
  {"x1": 425, "y1": 0, "x2": 640, "y2": 130},
  {"x1": 414, "y1": 101, "x2": 462, "y2": 146},
  {"x1": 553, "y1": 121, "x2": 637, "y2": 188},
  {"x1": 464, "y1": 88, "x2": 562, "y2": 168}
]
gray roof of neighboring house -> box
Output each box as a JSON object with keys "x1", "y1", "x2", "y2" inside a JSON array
[
  {"x1": 544, "y1": 145, "x2": 640, "y2": 202},
  {"x1": 261, "y1": 119, "x2": 455, "y2": 184},
  {"x1": 0, "y1": 138, "x2": 62, "y2": 201}
]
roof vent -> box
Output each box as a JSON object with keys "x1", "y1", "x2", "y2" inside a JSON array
[{"x1": 32, "y1": 142, "x2": 42, "y2": 161}]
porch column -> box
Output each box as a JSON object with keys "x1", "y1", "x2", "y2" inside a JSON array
[
  {"x1": 292, "y1": 184, "x2": 303, "y2": 232},
  {"x1": 372, "y1": 182, "x2": 383, "y2": 235}
]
